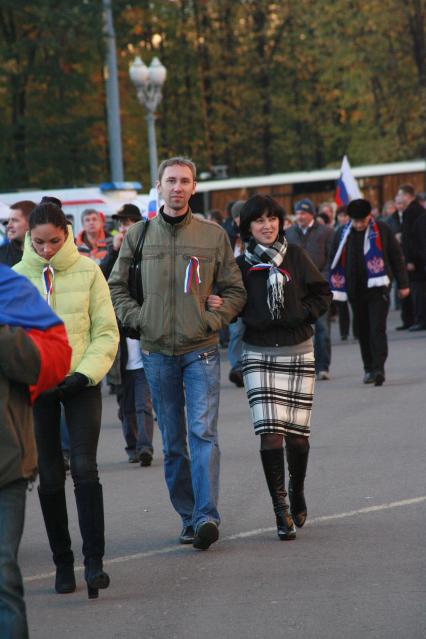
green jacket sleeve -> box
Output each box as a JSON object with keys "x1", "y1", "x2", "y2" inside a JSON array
[
  {"x1": 74, "y1": 267, "x2": 119, "y2": 385},
  {"x1": 205, "y1": 230, "x2": 247, "y2": 331},
  {"x1": 108, "y1": 224, "x2": 142, "y2": 331},
  {"x1": 0, "y1": 326, "x2": 40, "y2": 385}
]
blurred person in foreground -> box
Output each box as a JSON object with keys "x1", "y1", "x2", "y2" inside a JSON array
[
  {"x1": 14, "y1": 201, "x2": 119, "y2": 599},
  {"x1": 330, "y1": 199, "x2": 409, "y2": 386},
  {"x1": 235, "y1": 194, "x2": 331, "y2": 540},
  {"x1": 0, "y1": 265, "x2": 71, "y2": 639},
  {"x1": 0, "y1": 201, "x2": 36, "y2": 266},
  {"x1": 109, "y1": 156, "x2": 246, "y2": 551}
]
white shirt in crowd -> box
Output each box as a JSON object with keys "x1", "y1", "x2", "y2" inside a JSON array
[{"x1": 126, "y1": 338, "x2": 144, "y2": 370}]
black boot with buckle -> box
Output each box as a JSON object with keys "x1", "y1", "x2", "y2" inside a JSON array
[
  {"x1": 285, "y1": 437, "x2": 310, "y2": 528},
  {"x1": 38, "y1": 488, "x2": 76, "y2": 594},
  {"x1": 260, "y1": 448, "x2": 296, "y2": 540},
  {"x1": 75, "y1": 482, "x2": 110, "y2": 599}
]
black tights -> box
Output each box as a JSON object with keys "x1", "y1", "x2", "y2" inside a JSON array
[{"x1": 260, "y1": 433, "x2": 309, "y2": 455}]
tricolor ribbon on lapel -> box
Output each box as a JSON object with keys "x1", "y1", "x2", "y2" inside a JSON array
[
  {"x1": 42, "y1": 265, "x2": 55, "y2": 306},
  {"x1": 184, "y1": 257, "x2": 202, "y2": 293}
]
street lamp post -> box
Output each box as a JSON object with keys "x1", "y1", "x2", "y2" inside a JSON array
[{"x1": 129, "y1": 56, "x2": 167, "y2": 187}]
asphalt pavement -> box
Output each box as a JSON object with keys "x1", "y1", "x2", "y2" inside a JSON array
[{"x1": 21, "y1": 310, "x2": 426, "y2": 639}]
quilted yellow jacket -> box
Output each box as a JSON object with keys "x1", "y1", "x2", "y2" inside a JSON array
[{"x1": 14, "y1": 227, "x2": 119, "y2": 384}]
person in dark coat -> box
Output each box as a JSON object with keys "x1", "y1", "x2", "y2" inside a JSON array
[
  {"x1": 286, "y1": 198, "x2": 334, "y2": 379},
  {"x1": 330, "y1": 199, "x2": 409, "y2": 386},
  {"x1": 0, "y1": 201, "x2": 36, "y2": 266},
  {"x1": 398, "y1": 184, "x2": 426, "y2": 330}
]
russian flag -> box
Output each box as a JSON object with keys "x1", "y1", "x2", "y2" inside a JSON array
[
  {"x1": 147, "y1": 187, "x2": 158, "y2": 220},
  {"x1": 336, "y1": 155, "x2": 362, "y2": 206}
]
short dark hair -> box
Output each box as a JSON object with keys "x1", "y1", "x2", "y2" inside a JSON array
[
  {"x1": 398, "y1": 183, "x2": 416, "y2": 197},
  {"x1": 239, "y1": 194, "x2": 285, "y2": 241},
  {"x1": 29, "y1": 202, "x2": 68, "y2": 234},
  {"x1": 81, "y1": 208, "x2": 99, "y2": 223},
  {"x1": 10, "y1": 200, "x2": 36, "y2": 220},
  {"x1": 157, "y1": 156, "x2": 196, "y2": 182},
  {"x1": 40, "y1": 196, "x2": 62, "y2": 208}
]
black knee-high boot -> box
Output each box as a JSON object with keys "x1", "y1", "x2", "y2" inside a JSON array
[
  {"x1": 260, "y1": 449, "x2": 296, "y2": 540},
  {"x1": 38, "y1": 488, "x2": 76, "y2": 594},
  {"x1": 286, "y1": 443, "x2": 309, "y2": 528},
  {"x1": 74, "y1": 482, "x2": 110, "y2": 599}
]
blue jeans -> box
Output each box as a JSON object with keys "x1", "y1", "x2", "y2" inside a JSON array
[
  {"x1": 142, "y1": 347, "x2": 221, "y2": 530},
  {"x1": 314, "y1": 311, "x2": 331, "y2": 373},
  {"x1": 0, "y1": 479, "x2": 29, "y2": 639},
  {"x1": 121, "y1": 368, "x2": 154, "y2": 454},
  {"x1": 227, "y1": 318, "x2": 244, "y2": 369}
]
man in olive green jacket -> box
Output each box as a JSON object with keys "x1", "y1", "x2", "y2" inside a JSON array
[{"x1": 109, "y1": 157, "x2": 246, "y2": 550}]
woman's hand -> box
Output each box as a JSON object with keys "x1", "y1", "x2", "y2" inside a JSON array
[{"x1": 207, "y1": 295, "x2": 224, "y2": 311}]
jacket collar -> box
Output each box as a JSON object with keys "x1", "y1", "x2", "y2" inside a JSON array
[
  {"x1": 21, "y1": 225, "x2": 81, "y2": 272},
  {"x1": 157, "y1": 206, "x2": 193, "y2": 230}
]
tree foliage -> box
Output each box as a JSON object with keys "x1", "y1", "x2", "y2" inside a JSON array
[{"x1": 0, "y1": 0, "x2": 425, "y2": 190}]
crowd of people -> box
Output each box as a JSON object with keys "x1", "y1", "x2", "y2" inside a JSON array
[{"x1": 1, "y1": 156, "x2": 425, "y2": 638}]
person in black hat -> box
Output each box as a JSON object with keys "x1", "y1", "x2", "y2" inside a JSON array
[
  {"x1": 100, "y1": 204, "x2": 142, "y2": 279},
  {"x1": 330, "y1": 198, "x2": 409, "y2": 385}
]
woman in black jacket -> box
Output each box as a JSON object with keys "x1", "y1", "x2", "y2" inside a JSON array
[{"x1": 236, "y1": 195, "x2": 331, "y2": 540}]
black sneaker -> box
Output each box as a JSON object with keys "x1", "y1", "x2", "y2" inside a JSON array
[
  {"x1": 139, "y1": 450, "x2": 153, "y2": 467},
  {"x1": 363, "y1": 372, "x2": 375, "y2": 384},
  {"x1": 374, "y1": 372, "x2": 385, "y2": 386},
  {"x1": 128, "y1": 450, "x2": 139, "y2": 463},
  {"x1": 193, "y1": 521, "x2": 219, "y2": 550},
  {"x1": 179, "y1": 525, "x2": 195, "y2": 544},
  {"x1": 229, "y1": 367, "x2": 244, "y2": 388}
]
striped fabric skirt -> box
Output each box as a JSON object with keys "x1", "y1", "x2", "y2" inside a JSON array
[{"x1": 241, "y1": 349, "x2": 316, "y2": 437}]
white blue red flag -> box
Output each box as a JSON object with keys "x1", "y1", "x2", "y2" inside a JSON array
[
  {"x1": 147, "y1": 187, "x2": 158, "y2": 219},
  {"x1": 336, "y1": 155, "x2": 362, "y2": 206}
]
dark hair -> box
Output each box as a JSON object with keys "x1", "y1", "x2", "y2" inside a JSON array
[
  {"x1": 10, "y1": 200, "x2": 37, "y2": 220},
  {"x1": 239, "y1": 194, "x2": 285, "y2": 241},
  {"x1": 29, "y1": 202, "x2": 68, "y2": 234},
  {"x1": 398, "y1": 183, "x2": 416, "y2": 197},
  {"x1": 81, "y1": 207, "x2": 99, "y2": 223},
  {"x1": 40, "y1": 195, "x2": 63, "y2": 208}
]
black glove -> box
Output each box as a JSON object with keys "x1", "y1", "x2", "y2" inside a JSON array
[{"x1": 57, "y1": 372, "x2": 89, "y2": 400}]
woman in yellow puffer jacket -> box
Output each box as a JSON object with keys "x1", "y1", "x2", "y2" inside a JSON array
[{"x1": 14, "y1": 201, "x2": 119, "y2": 599}]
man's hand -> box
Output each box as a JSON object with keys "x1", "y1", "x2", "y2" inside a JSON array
[
  {"x1": 207, "y1": 295, "x2": 224, "y2": 311},
  {"x1": 398, "y1": 288, "x2": 410, "y2": 299},
  {"x1": 406, "y1": 262, "x2": 416, "y2": 272},
  {"x1": 113, "y1": 232, "x2": 125, "y2": 251}
]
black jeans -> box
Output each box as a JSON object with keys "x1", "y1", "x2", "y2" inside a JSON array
[
  {"x1": 350, "y1": 288, "x2": 390, "y2": 374},
  {"x1": 34, "y1": 385, "x2": 102, "y2": 492}
]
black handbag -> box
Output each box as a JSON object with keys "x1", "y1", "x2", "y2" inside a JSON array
[{"x1": 128, "y1": 219, "x2": 150, "y2": 305}]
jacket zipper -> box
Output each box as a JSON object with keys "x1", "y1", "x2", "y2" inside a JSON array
[{"x1": 171, "y1": 225, "x2": 176, "y2": 353}]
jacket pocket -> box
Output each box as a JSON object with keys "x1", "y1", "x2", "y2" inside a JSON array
[
  {"x1": 139, "y1": 293, "x2": 166, "y2": 343},
  {"x1": 176, "y1": 295, "x2": 209, "y2": 345}
]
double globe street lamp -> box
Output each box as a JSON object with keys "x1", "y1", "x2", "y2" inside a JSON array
[{"x1": 129, "y1": 56, "x2": 167, "y2": 188}]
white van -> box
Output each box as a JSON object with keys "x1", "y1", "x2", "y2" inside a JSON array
[{"x1": 0, "y1": 185, "x2": 150, "y2": 236}]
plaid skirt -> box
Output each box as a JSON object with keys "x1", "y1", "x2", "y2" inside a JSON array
[{"x1": 241, "y1": 349, "x2": 315, "y2": 437}]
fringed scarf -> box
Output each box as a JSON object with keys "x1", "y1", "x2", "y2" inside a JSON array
[
  {"x1": 244, "y1": 233, "x2": 291, "y2": 319},
  {"x1": 330, "y1": 220, "x2": 390, "y2": 301}
]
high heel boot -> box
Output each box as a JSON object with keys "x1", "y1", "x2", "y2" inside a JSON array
[
  {"x1": 38, "y1": 488, "x2": 76, "y2": 594},
  {"x1": 286, "y1": 444, "x2": 309, "y2": 528},
  {"x1": 75, "y1": 482, "x2": 110, "y2": 599},
  {"x1": 260, "y1": 449, "x2": 296, "y2": 540}
]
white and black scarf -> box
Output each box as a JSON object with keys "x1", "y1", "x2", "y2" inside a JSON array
[{"x1": 244, "y1": 233, "x2": 290, "y2": 319}]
